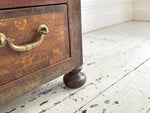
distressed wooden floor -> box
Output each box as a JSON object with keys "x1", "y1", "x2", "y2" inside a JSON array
[{"x1": 0, "y1": 21, "x2": 150, "y2": 113}]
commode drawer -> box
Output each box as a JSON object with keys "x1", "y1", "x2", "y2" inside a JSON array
[{"x1": 0, "y1": 4, "x2": 70, "y2": 85}]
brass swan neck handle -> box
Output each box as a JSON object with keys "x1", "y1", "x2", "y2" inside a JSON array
[{"x1": 0, "y1": 24, "x2": 49, "y2": 52}]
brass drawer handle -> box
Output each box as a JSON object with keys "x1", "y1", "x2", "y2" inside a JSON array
[{"x1": 0, "y1": 24, "x2": 49, "y2": 52}]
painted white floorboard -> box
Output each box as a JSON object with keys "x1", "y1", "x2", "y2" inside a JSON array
[
  {"x1": 77, "y1": 60, "x2": 150, "y2": 113},
  {"x1": 0, "y1": 21, "x2": 150, "y2": 113}
]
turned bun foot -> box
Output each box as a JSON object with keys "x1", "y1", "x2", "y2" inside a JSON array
[{"x1": 63, "y1": 67, "x2": 86, "y2": 88}]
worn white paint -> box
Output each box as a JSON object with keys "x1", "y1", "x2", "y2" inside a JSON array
[
  {"x1": 77, "y1": 65, "x2": 150, "y2": 113},
  {"x1": 81, "y1": 0, "x2": 133, "y2": 33},
  {"x1": 0, "y1": 21, "x2": 150, "y2": 113},
  {"x1": 133, "y1": 0, "x2": 150, "y2": 21}
]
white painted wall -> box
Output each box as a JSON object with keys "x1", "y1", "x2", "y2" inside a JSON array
[
  {"x1": 133, "y1": 0, "x2": 150, "y2": 21},
  {"x1": 81, "y1": 0, "x2": 133, "y2": 33}
]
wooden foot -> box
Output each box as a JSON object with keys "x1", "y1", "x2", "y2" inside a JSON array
[{"x1": 63, "y1": 66, "x2": 86, "y2": 88}]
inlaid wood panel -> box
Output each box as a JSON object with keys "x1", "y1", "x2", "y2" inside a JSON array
[{"x1": 0, "y1": 4, "x2": 70, "y2": 86}]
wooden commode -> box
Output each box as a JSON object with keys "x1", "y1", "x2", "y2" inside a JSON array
[{"x1": 0, "y1": 0, "x2": 86, "y2": 105}]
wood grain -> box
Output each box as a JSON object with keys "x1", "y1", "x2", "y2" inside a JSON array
[
  {"x1": 0, "y1": 5, "x2": 70, "y2": 85},
  {"x1": 68, "y1": 0, "x2": 83, "y2": 68},
  {"x1": 0, "y1": 0, "x2": 68, "y2": 9}
]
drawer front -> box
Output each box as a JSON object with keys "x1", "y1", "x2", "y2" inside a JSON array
[{"x1": 0, "y1": 4, "x2": 70, "y2": 85}]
